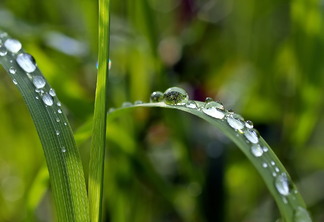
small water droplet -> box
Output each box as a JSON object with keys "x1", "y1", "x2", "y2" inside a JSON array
[
  {"x1": 202, "y1": 101, "x2": 226, "y2": 119},
  {"x1": 185, "y1": 100, "x2": 198, "y2": 109},
  {"x1": 108, "y1": 108, "x2": 115, "y2": 113},
  {"x1": 275, "y1": 173, "x2": 290, "y2": 196},
  {"x1": 49, "y1": 88, "x2": 56, "y2": 97},
  {"x1": 227, "y1": 114, "x2": 245, "y2": 130},
  {"x1": 273, "y1": 172, "x2": 277, "y2": 177},
  {"x1": 0, "y1": 32, "x2": 8, "y2": 38},
  {"x1": 61, "y1": 146, "x2": 66, "y2": 153},
  {"x1": 163, "y1": 87, "x2": 189, "y2": 105},
  {"x1": 4, "y1": 39, "x2": 22, "y2": 53},
  {"x1": 294, "y1": 207, "x2": 312, "y2": 222},
  {"x1": 16, "y1": 53, "x2": 37, "y2": 73},
  {"x1": 9, "y1": 67, "x2": 16, "y2": 74},
  {"x1": 12, "y1": 79, "x2": 18, "y2": 85},
  {"x1": 251, "y1": 144, "x2": 263, "y2": 157},
  {"x1": 150, "y1": 91, "x2": 164, "y2": 103},
  {"x1": 56, "y1": 118, "x2": 60, "y2": 123},
  {"x1": 244, "y1": 129, "x2": 259, "y2": 144},
  {"x1": 122, "y1": 102, "x2": 132, "y2": 107},
  {"x1": 33, "y1": 76, "x2": 46, "y2": 89},
  {"x1": 55, "y1": 130, "x2": 60, "y2": 136},
  {"x1": 245, "y1": 120, "x2": 254, "y2": 129},
  {"x1": 205, "y1": 97, "x2": 214, "y2": 103},
  {"x1": 64, "y1": 122, "x2": 67, "y2": 126},
  {"x1": 134, "y1": 100, "x2": 143, "y2": 105},
  {"x1": 271, "y1": 161, "x2": 275, "y2": 166},
  {"x1": 263, "y1": 147, "x2": 269, "y2": 152},
  {"x1": 282, "y1": 197, "x2": 288, "y2": 204},
  {"x1": 35, "y1": 96, "x2": 39, "y2": 100},
  {"x1": 58, "y1": 109, "x2": 62, "y2": 114},
  {"x1": 9, "y1": 59, "x2": 13, "y2": 63},
  {"x1": 57, "y1": 102, "x2": 62, "y2": 107},
  {"x1": 0, "y1": 45, "x2": 8, "y2": 56},
  {"x1": 42, "y1": 93, "x2": 53, "y2": 106},
  {"x1": 262, "y1": 163, "x2": 268, "y2": 168},
  {"x1": 96, "y1": 59, "x2": 112, "y2": 70},
  {"x1": 26, "y1": 73, "x2": 32, "y2": 80},
  {"x1": 275, "y1": 167, "x2": 280, "y2": 172}
]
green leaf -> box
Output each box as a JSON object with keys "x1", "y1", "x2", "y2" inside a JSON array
[
  {"x1": 88, "y1": 0, "x2": 111, "y2": 221},
  {"x1": 0, "y1": 32, "x2": 89, "y2": 221},
  {"x1": 107, "y1": 98, "x2": 312, "y2": 222}
]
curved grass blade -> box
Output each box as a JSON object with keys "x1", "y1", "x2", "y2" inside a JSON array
[
  {"x1": 88, "y1": 0, "x2": 111, "y2": 221},
  {"x1": 0, "y1": 32, "x2": 89, "y2": 221},
  {"x1": 107, "y1": 96, "x2": 312, "y2": 222}
]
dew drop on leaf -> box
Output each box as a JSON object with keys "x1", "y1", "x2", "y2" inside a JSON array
[
  {"x1": 262, "y1": 163, "x2": 268, "y2": 168},
  {"x1": 57, "y1": 102, "x2": 61, "y2": 107},
  {"x1": 163, "y1": 87, "x2": 189, "y2": 105},
  {"x1": 9, "y1": 67, "x2": 16, "y2": 74},
  {"x1": 294, "y1": 206, "x2": 312, "y2": 222},
  {"x1": 33, "y1": 76, "x2": 46, "y2": 89},
  {"x1": 202, "y1": 101, "x2": 226, "y2": 119},
  {"x1": 49, "y1": 88, "x2": 56, "y2": 97},
  {"x1": 122, "y1": 102, "x2": 132, "y2": 107},
  {"x1": 0, "y1": 45, "x2": 8, "y2": 56},
  {"x1": 185, "y1": 100, "x2": 197, "y2": 109},
  {"x1": 58, "y1": 109, "x2": 62, "y2": 114},
  {"x1": 42, "y1": 93, "x2": 54, "y2": 106},
  {"x1": 55, "y1": 130, "x2": 60, "y2": 136},
  {"x1": 251, "y1": 144, "x2": 263, "y2": 157},
  {"x1": 134, "y1": 100, "x2": 143, "y2": 105},
  {"x1": 227, "y1": 114, "x2": 245, "y2": 130},
  {"x1": 12, "y1": 79, "x2": 18, "y2": 85},
  {"x1": 244, "y1": 129, "x2": 259, "y2": 144},
  {"x1": 150, "y1": 91, "x2": 164, "y2": 103},
  {"x1": 61, "y1": 146, "x2": 66, "y2": 153},
  {"x1": 16, "y1": 53, "x2": 37, "y2": 73},
  {"x1": 4, "y1": 39, "x2": 22, "y2": 53},
  {"x1": 275, "y1": 173, "x2": 290, "y2": 196},
  {"x1": 245, "y1": 120, "x2": 254, "y2": 129}
]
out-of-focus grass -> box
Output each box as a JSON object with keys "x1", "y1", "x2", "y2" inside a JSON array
[{"x1": 1, "y1": 0, "x2": 324, "y2": 221}]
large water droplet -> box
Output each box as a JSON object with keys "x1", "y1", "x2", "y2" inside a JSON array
[
  {"x1": 150, "y1": 91, "x2": 164, "y2": 102},
  {"x1": 275, "y1": 173, "x2": 290, "y2": 196},
  {"x1": 163, "y1": 87, "x2": 189, "y2": 105},
  {"x1": 16, "y1": 53, "x2": 37, "y2": 73},
  {"x1": 33, "y1": 76, "x2": 46, "y2": 89},
  {"x1": 9, "y1": 67, "x2": 16, "y2": 74},
  {"x1": 0, "y1": 45, "x2": 7, "y2": 56},
  {"x1": 202, "y1": 101, "x2": 226, "y2": 119},
  {"x1": 227, "y1": 114, "x2": 245, "y2": 130},
  {"x1": 49, "y1": 88, "x2": 56, "y2": 97},
  {"x1": 294, "y1": 207, "x2": 312, "y2": 222},
  {"x1": 4, "y1": 39, "x2": 22, "y2": 53},
  {"x1": 251, "y1": 144, "x2": 263, "y2": 157},
  {"x1": 244, "y1": 129, "x2": 259, "y2": 144},
  {"x1": 42, "y1": 93, "x2": 54, "y2": 106}
]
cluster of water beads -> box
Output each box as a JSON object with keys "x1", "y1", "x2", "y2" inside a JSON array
[{"x1": 0, "y1": 34, "x2": 68, "y2": 154}]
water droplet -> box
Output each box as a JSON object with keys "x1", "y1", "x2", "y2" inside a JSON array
[
  {"x1": 202, "y1": 101, "x2": 226, "y2": 119},
  {"x1": 4, "y1": 39, "x2": 22, "y2": 53},
  {"x1": 275, "y1": 173, "x2": 290, "y2": 196},
  {"x1": 205, "y1": 97, "x2": 214, "y2": 103},
  {"x1": 32, "y1": 76, "x2": 46, "y2": 89},
  {"x1": 49, "y1": 88, "x2": 56, "y2": 97},
  {"x1": 263, "y1": 147, "x2": 269, "y2": 152},
  {"x1": 58, "y1": 109, "x2": 62, "y2": 114},
  {"x1": 61, "y1": 146, "x2": 66, "y2": 153},
  {"x1": 273, "y1": 172, "x2": 277, "y2": 177},
  {"x1": 55, "y1": 130, "x2": 60, "y2": 136},
  {"x1": 244, "y1": 129, "x2": 259, "y2": 144},
  {"x1": 96, "y1": 59, "x2": 112, "y2": 70},
  {"x1": 227, "y1": 114, "x2": 245, "y2": 130},
  {"x1": 282, "y1": 197, "x2": 288, "y2": 204},
  {"x1": 0, "y1": 45, "x2": 8, "y2": 56},
  {"x1": 294, "y1": 207, "x2": 312, "y2": 222},
  {"x1": 42, "y1": 93, "x2": 53, "y2": 106},
  {"x1": 108, "y1": 108, "x2": 115, "y2": 113},
  {"x1": 56, "y1": 118, "x2": 60, "y2": 123},
  {"x1": 245, "y1": 120, "x2": 254, "y2": 129},
  {"x1": 64, "y1": 122, "x2": 67, "y2": 126},
  {"x1": 150, "y1": 91, "x2": 164, "y2": 103},
  {"x1": 35, "y1": 96, "x2": 39, "y2": 100},
  {"x1": 16, "y1": 53, "x2": 37, "y2": 73},
  {"x1": 57, "y1": 102, "x2": 61, "y2": 107},
  {"x1": 12, "y1": 79, "x2": 18, "y2": 85},
  {"x1": 262, "y1": 163, "x2": 268, "y2": 168},
  {"x1": 251, "y1": 144, "x2": 263, "y2": 157},
  {"x1": 275, "y1": 167, "x2": 280, "y2": 172},
  {"x1": 185, "y1": 100, "x2": 198, "y2": 109},
  {"x1": 0, "y1": 32, "x2": 8, "y2": 38},
  {"x1": 134, "y1": 100, "x2": 143, "y2": 105},
  {"x1": 163, "y1": 87, "x2": 189, "y2": 105},
  {"x1": 9, "y1": 67, "x2": 16, "y2": 74},
  {"x1": 271, "y1": 161, "x2": 275, "y2": 166},
  {"x1": 26, "y1": 73, "x2": 32, "y2": 80},
  {"x1": 122, "y1": 102, "x2": 132, "y2": 107}
]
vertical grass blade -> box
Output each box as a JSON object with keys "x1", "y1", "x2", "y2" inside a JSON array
[
  {"x1": 0, "y1": 32, "x2": 89, "y2": 221},
  {"x1": 88, "y1": 0, "x2": 111, "y2": 221}
]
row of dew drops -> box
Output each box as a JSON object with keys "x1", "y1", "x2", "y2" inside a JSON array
[
  {"x1": 0, "y1": 32, "x2": 67, "y2": 153},
  {"x1": 140, "y1": 87, "x2": 308, "y2": 221}
]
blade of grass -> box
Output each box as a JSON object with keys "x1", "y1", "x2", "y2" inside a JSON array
[
  {"x1": 106, "y1": 100, "x2": 312, "y2": 222},
  {"x1": 88, "y1": 0, "x2": 111, "y2": 221},
  {"x1": 0, "y1": 32, "x2": 89, "y2": 221}
]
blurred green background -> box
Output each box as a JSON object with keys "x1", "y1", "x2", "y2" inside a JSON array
[{"x1": 1, "y1": 0, "x2": 324, "y2": 221}]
